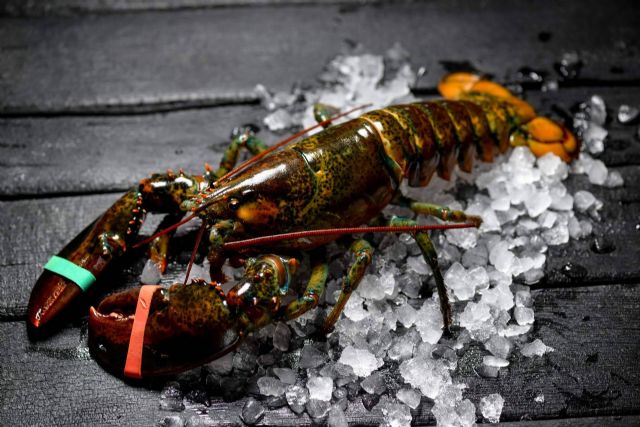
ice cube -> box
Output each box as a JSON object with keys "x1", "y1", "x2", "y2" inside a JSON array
[
  {"x1": 574, "y1": 190, "x2": 596, "y2": 212},
  {"x1": 618, "y1": 104, "x2": 639, "y2": 124},
  {"x1": 380, "y1": 402, "x2": 412, "y2": 427},
  {"x1": 461, "y1": 244, "x2": 489, "y2": 268},
  {"x1": 357, "y1": 274, "x2": 386, "y2": 300},
  {"x1": 272, "y1": 322, "x2": 291, "y2": 351},
  {"x1": 445, "y1": 227, "x2": 478, "y2": 250},
  {"x1": 514, "y1": 306, "x2": 535, "y2": 325},
  {"x1": 444, "y1": 262, "x2": 474, "y2": 301},
  {"x1": 361, "y1": 372, "x2": 386, "y2": 395},
  {"x1": 263, "y1": 108, "x2": 296, "y2": 131},
  {"x1": 158, "y1": 415, "x2": 184, "y2": 427},
  {"x1": 459, "y1": 301, "x2": 492, "y2": 329},
  {"x1": 338, "y1": 346, "x2": 383, "y2": 377},
  {"x1": 489, "y1": 241, "x2": 516, "y2": 274},
  {"x1": 206, "y1": 352, "x2": 233, "y2": 375},
  {"x1": 537, "y1": 153, "x2": 568, "y2": 179},
  {"x1": 468, "y1": 266, "x2": 490, "y2": 292},
  {"x1": 521, "y1": 339, "x2": 554, "y2": 357},
  {"x1": 509, "y1": 146, "x2": 537, "y2": 169},
  {"x1": 395, "y1": 303, "x2": 418, "y2": 328},
  {"x1": 241, "y1": 398, "x2": 265, "y2": 425},
  {"x1": 306, "y1": 399, "x2": 331, "y2": 420},
  {"x1": 557, "y1": 51, "x2": 582, "y2": 80},
  {"x1": 587, "y1": 160, "x2": 608, "y2": 185},
  {"x1": 387, "y1": 331, "x2": 418, "y2": 361},
  {"x1": 483, "y1": 355, "x2": 509, "y2": 368},
  {"x1": 299, "y1": 344, "x2": 327, "y2": 369},
  {"x1": 407, "y1": 255, "x2": 431, "y2": 275},
  {"x1": 397, "y1": 270, "x2": 423, "y2": 298},
  {"x1": 327, "y1": 405, "x2": 348, "y2": 427},
  {"x1": 537, "y1": 211, "x2": 557, "y2": 229},
  {"x1": 524, "y1": 189, "x2": 552, "y2": 218},
  {"x1": 397, "y1": 387, "x2": 422, "y2": 409},
  {"x1": 272, "y1": 367, "x2": 296, "y2": 385},
  {"x1": 484, "y1": 334, "x2": 513, "y2": 359},
  {"x1": 479, "y1": 393, "x2": 505, "y2": 423},
  {"x1": 159, "y1": 382, "x2": 185, "y2": 412},
  {"x1": 542, "y1": 221, "x2": 569, "y2": 246},
  {"x1": 258, "y1": 376, "x2": 286, "y2": 396},
  {"x1": 307, "y1": 376, "x2": 334, "y2": 401},
  {"x1": 285, "y1": 384, "x2": 309, "y2": 414},
  {"x1": 399, "y1": 355, "x2": 451, "y2": 399},
  {"x1": 583, "y1": 122, "x2": 608, "y2": 154},
  {"x1": 141, "y1": 259, "x2": 162, "y2": 285},
  {"x1": 604, "y1": 170, "x2": 624, "y2": 187},
  {"x1": 344, "y1": 293, "x2": 369, "y2": 321},
  {"x1": 415, "y1": 298, "x2": 444, "y2": 344}
]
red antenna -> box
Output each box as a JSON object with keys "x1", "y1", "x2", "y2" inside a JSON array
[
  {"x1": 223, "y1": 223, "x2": 478, "y2": 251},
  {"x1": 183, "y1": 221, "x2": 207, "y2": 285}
]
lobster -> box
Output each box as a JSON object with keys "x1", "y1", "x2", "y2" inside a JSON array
[{"x1": 27, "y1": 73, "x2": 579, "y2": 379}]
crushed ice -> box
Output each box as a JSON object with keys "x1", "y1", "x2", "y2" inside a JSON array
[{"x1": 154, "y1": 47, "x2": 626, "y2": 426}]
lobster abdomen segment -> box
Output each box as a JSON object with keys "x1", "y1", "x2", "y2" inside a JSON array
[{"x1": 360, "y1": 96, "x2": 516, "y2": 188}]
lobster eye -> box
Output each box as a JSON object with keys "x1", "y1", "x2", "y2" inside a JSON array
[{"x1": 228, "y1": 198, "x2": 240, "y2": 211}]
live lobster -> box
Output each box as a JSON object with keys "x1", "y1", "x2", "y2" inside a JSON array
[{"x1": 27, "y1": 73, "x2": 579, "y2": 378}]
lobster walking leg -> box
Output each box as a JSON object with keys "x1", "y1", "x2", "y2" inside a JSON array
[
  {"x1": 214, "y1": 126, "x2": 269, "y2": 179},
  {"x1": 403, "y1": 198, "x2": 483, "y2": 227},
  {"x1": 282, "y1": 257, "x2": 329, "y2": 320},
  {"x1": 389, "y1": 216, "x2": 451, "y2": 331},
  {"x1": 322, "y1": 239, "x2": 374, "y2": 332}
]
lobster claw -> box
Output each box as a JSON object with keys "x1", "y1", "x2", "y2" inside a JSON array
[{"x1": 88, "y1": 280, "x2": 241, "y2": 378}]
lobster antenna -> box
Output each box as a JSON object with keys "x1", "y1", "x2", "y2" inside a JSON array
[
  {"x1": 223, "y1": 223, "x2": 478, "y2": 251},
  {"x1": 133, "y1": 104, "x2": 371, "y2": 250},
  {"x1": 216, "y1": 103, "x2": 372, "y2": 183},
  {"x1": 183, "y1": 220, "x2": 207, "y2": 286},
  {"x1": 132, "y1": 213, "x2": 198, "y2": 249}
]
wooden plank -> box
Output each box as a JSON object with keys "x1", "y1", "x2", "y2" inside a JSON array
[
  {"x1": 0, "y1": 105, "x2": 276, "y2": 197},
  {"x1": 1, "y1": 0, "x2": 639, "y2": 114},
  {"x1": 499, "y1": 417, "x2": 640, "y2": 427},
  {"x1": 0, "y1": 0, "x2": 382, "y2": 16},
  {"x1": 1, "y1": 283, "x2": 638, "y2": 425},
  {"x1": 2, "y1": 86, "x2": 638, "y2": 198}
]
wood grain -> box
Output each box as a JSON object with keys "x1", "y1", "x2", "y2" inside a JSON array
[
  {"x1": 1, "y1": 0, "x2": 638, "y2": 115},
  {"x1": 1, "y1": 284, "x2": 638, "y2": 425}
]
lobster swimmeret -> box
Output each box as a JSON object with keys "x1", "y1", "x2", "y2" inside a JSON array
[{"x1": 27, "y1": 73, "x2": 579, "y2": 378}]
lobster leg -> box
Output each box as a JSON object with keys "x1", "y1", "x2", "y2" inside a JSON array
[
  {"x1": 282, "y1": 257, "x2": 329, "y2": 320},
  {"x1": 28, "y1": 172, "x2": 203, "y2": 333},
  {"x1": 322, "y1": 240, "x2": 374, "y2": 333},
  {"x1": 214, "y1": 126, "x2": 269, "y2": 179},
  {"x1": 399, "y1": 197, "x2": 483, "y2": 227},
  {"x1": 389, "y1": 216, "x2": 452, "y2": 332}
]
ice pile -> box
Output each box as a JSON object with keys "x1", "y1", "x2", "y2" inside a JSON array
[
  {"x1": 155, "y1": 49, "x2": 626, "y2": 427},
  {"x1": 257, "y1": 43, "x2": 417, "y2": 133}
]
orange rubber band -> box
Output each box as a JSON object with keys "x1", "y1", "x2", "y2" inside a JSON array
[{"x1": 124, "y1": 285, "x2": 160, "y2": 379}]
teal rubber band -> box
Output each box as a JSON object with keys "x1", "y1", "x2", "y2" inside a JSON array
[{"x1": 44, "y1": 255, "x2": 96, "y2": 292}]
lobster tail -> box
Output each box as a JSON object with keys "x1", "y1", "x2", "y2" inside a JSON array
[{"x1": 439, "y1": 72, "x2": 580, "y2": 162}]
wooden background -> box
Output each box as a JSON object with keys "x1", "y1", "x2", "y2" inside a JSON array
[{"x1": 1, "y1": 0, "x2": 639, "y2": 425}]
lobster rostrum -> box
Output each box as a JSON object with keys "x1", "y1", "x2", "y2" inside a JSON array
[{"x1": 27, "y1": 73, "x2": 579, "y2": 378}]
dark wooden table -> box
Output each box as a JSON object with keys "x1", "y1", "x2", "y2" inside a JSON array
[{"x1": 1, "y1": 1, "x2": 639, "y2": 425}]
